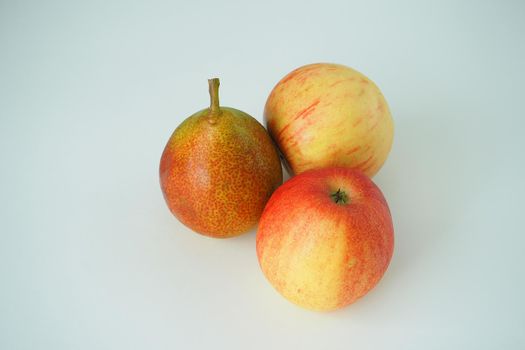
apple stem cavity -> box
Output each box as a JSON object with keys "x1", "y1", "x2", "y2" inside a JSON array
[
  {"x1": 208, "y1": 78, "x2": 221, "y2": 115},
  {"x1": 331, "y1": 188, "x2": 349, "y2": 205}
]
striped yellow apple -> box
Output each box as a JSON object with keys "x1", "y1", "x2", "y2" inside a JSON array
[
  {"x1": 256, "y1": 167, "x2": 394, "y2": 311},
  {"x1": 264, "y1": 63, "x2": 394, "y2": 177}
]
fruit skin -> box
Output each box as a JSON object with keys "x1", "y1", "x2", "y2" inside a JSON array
[
  {"x1": 256, "y1": 167, "x2": 394, "y2": 311},
  {"x1": 264, "y1": 63, "x2": 394, "y2": 177},
  {"x1": 160, "y1": 79, "x2": 283, "y2": 238}
]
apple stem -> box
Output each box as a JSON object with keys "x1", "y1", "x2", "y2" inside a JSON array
[
  {"x1": 331, "y1": 188, "x2": 349, "y2": 205},
  {"x1": 208, "y1": 78, "x2": 221, "y2": 114}
]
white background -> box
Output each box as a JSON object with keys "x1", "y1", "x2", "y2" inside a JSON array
[{"x1": 1, "y1": 0, "x2": 524, "y2": 349}]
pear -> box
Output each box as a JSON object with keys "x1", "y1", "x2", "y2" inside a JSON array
[{"x1": 160, "y1": 78, "x2": 283, "y2": 238}]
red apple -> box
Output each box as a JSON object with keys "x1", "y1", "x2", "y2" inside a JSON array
[{"x1": 256, "y1": 167, "x2": 394, "y2": 311}]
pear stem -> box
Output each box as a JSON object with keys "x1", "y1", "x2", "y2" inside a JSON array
[{"x1": 208, "y1": 78, "x2": 220, "y2": 114}]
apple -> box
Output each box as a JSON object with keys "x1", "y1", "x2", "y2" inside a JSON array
[
  {"x1": 264, "y1": 63, "x2": 394, "y2": 177},
  {"x1": 256, "y1": 167, "x2": 394, "y2": 311}
]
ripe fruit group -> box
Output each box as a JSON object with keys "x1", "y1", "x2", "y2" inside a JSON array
[
  {"x1": 265, "y1": 63, "x2": 394, "y2": 177},
  {"x1": 256, "y1": 167, "x2": 394, "y2": 311},
  {"x1": 160, "y1": 79, "x2": 283, "y2": 238}
]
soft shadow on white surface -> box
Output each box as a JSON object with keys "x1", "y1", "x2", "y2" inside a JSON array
[{"x1": 379, "y1": 116, "x2": 471, "y2": 277}]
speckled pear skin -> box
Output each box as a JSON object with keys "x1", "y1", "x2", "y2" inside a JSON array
[{"x1": 160, "y1": 81, "x2": 283, "y2": 238}]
